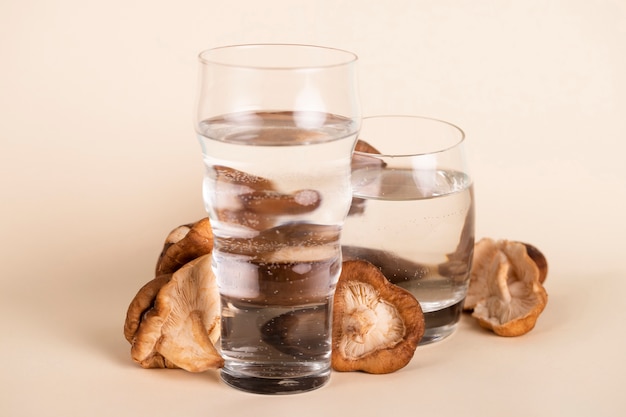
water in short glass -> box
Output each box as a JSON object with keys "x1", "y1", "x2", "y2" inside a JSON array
[
  {"x1": 195, "y1": 44, "x2": 361, "y2": 394},
  {"x1": 342, "y1": 116, "x2": 474, "y2": 344}
]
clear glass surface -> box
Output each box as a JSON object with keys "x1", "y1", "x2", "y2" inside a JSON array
[
  {"x1": 342, "y1": 115, "x2": 473, "y2": 345},
  {"x1": 195, "y1": 44, "x2": 361, "y2": 394}
]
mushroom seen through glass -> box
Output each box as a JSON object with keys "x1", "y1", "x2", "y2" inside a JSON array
[
  {"x1": 195, "y1": 44, "x2": 361, "y2": 394},
  {"x1": 342, "y1": 116, "x2": 474, "y2": 344}
]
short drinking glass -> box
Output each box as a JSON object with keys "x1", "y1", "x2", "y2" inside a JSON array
[
  {"x1": 195, "y1": 44, "x2": 361, "y2": 394},
  {"x1": 342, "y1": 115, "x2": 474, "y2": 344}
]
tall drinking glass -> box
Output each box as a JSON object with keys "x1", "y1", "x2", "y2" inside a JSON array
[
  {"x1": 195, "y1": 44, "x2": 360, "y2": 394},
  {"x1": 342, "y1": 116, "x2": 474, "y2": 344}
]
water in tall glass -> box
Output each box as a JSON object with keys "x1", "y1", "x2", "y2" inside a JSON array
[{"x1": 197, "y1": 111, "x2": 358, "y2": 393}]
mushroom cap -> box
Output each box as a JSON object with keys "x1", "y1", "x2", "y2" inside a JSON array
[
  {"x1": 124, "y1": 274, "x2": 172, "y2": 343},
  {"x1": 354, "y1": 139, "x2": 382, "y2": 155},
  {"x1": 239, "y1": 189, "x2": 322, "y2": 215},
  {"x1": 155, "y1": 218, "x2": 214, "y2": 275},
  {"x1": 470, "y1": 240, "x2": 548, "y2": 337},
  {"x1": 131, "y1": 254, "x2": 223, "y2": 371},
  {"x1": 349, "y1": 139, "x2": 385, "y2": 216},
  {"x1": 217, "y1": 222, "x2": 340, "y2": 259},
  {"x1": 332, "y1": 260, "x2": 425, "y2": 374},
  {"x1": 521, "y1": 242, "x2": 549, "y2": 284}
]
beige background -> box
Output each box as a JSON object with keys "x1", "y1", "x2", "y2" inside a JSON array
[{"x1": 2, "y1": 0, "x2": 625, "y2": 416}]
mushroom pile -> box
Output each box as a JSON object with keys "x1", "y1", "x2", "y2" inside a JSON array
[
  {"x1": 124, "y1": 216, "x2": 550, "y2": 376},
  {"x1": 124, "y1": 219, "x2": 221, "y2": 372},
  {"x1": 124, "y1": 218, "x2": 426, "y2": 374}
]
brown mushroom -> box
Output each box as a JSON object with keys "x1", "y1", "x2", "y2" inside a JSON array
[
  {"x1": 332, "y1": 260, "x2": 425, "y2": 374},
  {"x1": 155, "y1": 218, "x2": 213, "y2": 275},
  {"x1": 130, "y1": 254, "x2": 223, "y2": 371},
  {"x1": 124, "y1": 274, "x2": 172, "y2": 344},
  {"x1": 217, "y1": 222, "x2": 341, "y2": 260},
  {"x1": 354, "y1": 139, "x2": 381, "y2": 155},
  {"x1": 215, "y1": 208, "x2": 272, "y2": 231},
  {"x1": 260, "y1": 306, "x2": 331, "y2": 360},
  {"x1": 348, "y1": 139, "x2": 385, "y2": 216},
  {"x1": 239, "y1": 189, "x2": 322, "y2": 215},
  {"x1": 212, "y1": 165, "x2": 275, "y2": 192},
  {"x1": 211, "y1": 165, "x2": 326, "y2": 231},
  {"x1": 342, "y1": 246, "x2": 430, "y2": 285},
  {"x1": 467, "y1": 239, "x2": 548, "y2": 337},
  {"x1": 521, "y1": 242, "x2": 548, "y2": 284},
  {"x1": 210, "y1": 166, "x2": 277, "y2": 230},
  {"x1": 216, "y1": 222, "x2": 343, "y2": 306}
]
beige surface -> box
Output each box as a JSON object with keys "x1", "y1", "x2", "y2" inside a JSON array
[{"x1": 2, "y1": 0, "x2": 625, "y2": 416}]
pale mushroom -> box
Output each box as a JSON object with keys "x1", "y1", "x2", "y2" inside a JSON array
[
  {"x1": 130, "y1": 254, "x2": 223, "y2": 371},
  {"x1": 469, "y1": 239, "x2": 548, "y2": 337},
  {"x1": 463, "y1": 237, "x2": 500, "y2": 310}
]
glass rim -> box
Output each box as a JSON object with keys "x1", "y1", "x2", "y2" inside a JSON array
[
  {"x1": 355, "y1": 115, "x2": 466, "y2": 157},
  {"x1": 198, "y1": 43, "x2": 358, "y2": 70}
]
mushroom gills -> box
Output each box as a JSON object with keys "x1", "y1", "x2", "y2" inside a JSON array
[
  {"x1": 339, "y1": 281, "x2": 405, "y2": 359},
  {"x1": 331, "y1": 260, "x2": 425, "y2": 374}
]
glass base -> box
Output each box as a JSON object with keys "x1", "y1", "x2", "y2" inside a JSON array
[
  {"x1": 220, "y1": 365, "x2": 331, "y2": 395},
  {"x1": 420, "y1": 322, "x2": 459, "y2": 345},
  {"x1": 419, "y1": 299, "x2": 464, "y2": 345}
]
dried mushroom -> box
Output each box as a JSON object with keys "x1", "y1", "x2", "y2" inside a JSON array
[
  {"x1": 213, "y1": 165, "x2": 275, "y2": 192},
  {"x1": 261, "y1": 306, "x2": 331, "y2": 360},
  {"x1": 155, "y1": 218, "x2": 213, "y2": 275},
  {"x1": 129, "y1": 254, "x2": 223, "y2": 371},
  {"x1": 348, "y1": 139, "x2": 385, "y2": 216},
  {"x1": 332, "y1": 260, "x2": 425, "y2": 374},
  {"x1": 211, "y1": 165, "x2": 324, "y2": 231},
  {"x1": 464, "y1": 237, "x2": 500, "y2": 311},
  {"x1": 239, "y1": 189, "x2": 321, "y2": 215},
  {"x1": 466, "y1": 238, "x2": 548, "y2": 337},
  {"x1": 124, "y1": 274, "x2": 172, "y2": 344},
  {"x1": 342, "y1": 246, "x2": 430, "y2": 285},
  {"x1": 218, "y1": 222, "x2": 340, "y2": 260},
  {"x1": 522, "y1": 242, "x2": 548, "y2": 284}
]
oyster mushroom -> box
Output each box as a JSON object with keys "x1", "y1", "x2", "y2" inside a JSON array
[
  {"x1": 130, "y1": 254, "x2": 223, "y2": 371},
  {"x1": 468, "y1": 239, "x2": 548, "y2": 337},
  {"x1": 332, "y1": 260, "x2": 425, "y2": 374},
  {"x1": 155, "y1": 218, "x2": 213, "y2": 275}
]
